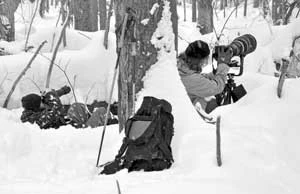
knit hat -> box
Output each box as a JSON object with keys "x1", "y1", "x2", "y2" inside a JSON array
[
  {"x1": 185, "y1": 40, "x2": 210, "y2": 59},
  {"x1": 21, "y1": 93, "x2": 42, "y2": 111}
]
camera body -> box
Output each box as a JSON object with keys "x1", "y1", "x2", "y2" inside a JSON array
[
  {"x1": 212, "y1": 34, "x2": 257, "y2": 76},
  {"x1": 41, "y1": 85, "x2": 71, "y2": 103},
  {"x1": 211, "y1": 34, "x2": 257, "y2": 106}
]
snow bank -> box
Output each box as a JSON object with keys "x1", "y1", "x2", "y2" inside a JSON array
[{"x1": 0, "y1": 30, "x2": 118, "y2": 108}]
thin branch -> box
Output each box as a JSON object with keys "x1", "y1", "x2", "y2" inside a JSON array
[
  {"x1": 3, "y1": 41, "x2": 47, "y2": 108},
  {"x1": 218, "y1": 7, "x2": 237, "y2": 40},
  {"x1": 0, "y1": 72, "x2": 9, "y2": 89},
  {"x1": 24, "y1": 0, "x2": 40, "y2": 50},
  {"x1": 85, "y1": 82, "x2": 96, "y2": 103},
  {"x1": 77, "y1": 31, "x2": 92, "y2": 40},
  {"x1": 32, "y1": 51, "x2": 77, "y2": 103},
  {"x1": 178, "y1": 34, "x2": 190, "y2": 44},
  {"x1": 46, "y1": 2, "x2": 70, "y2": 89},
  {"x1": 25, "y1": 77, "x2": 42, "y2": 92},
  {"x1": 116, "y1": 180, "x2": 122, "y2": 194}
]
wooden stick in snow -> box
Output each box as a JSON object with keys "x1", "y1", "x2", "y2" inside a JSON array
[
  {"x1": 116, "y1": 180, "x2": 122, "y2": 194},
  {"x1": 3, "y1": 41, "x2": 47, "y2": 108},
  {"x1": 216, "y1": 116, "x2": 222, "y2": 167},
  {"x1": 45, "y1": 5, "x2": 69, "y2": 89}
]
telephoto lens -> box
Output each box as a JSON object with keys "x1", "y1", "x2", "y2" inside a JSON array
[
  {"x1": 212, "y1": 34, "x2": 257, "y2": 60},
  {"x1": 229, "y1": 34, "x2": 257, "y2": 57},
  {"x1": 55, "y1": 86, "x2": 71, "y2": 97}
]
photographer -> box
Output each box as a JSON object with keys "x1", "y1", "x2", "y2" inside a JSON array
[
  {"x1": 177, "y1": 40, "x2": 230, "y2": 113},
  {"x1": 21, "y1": 86, "x2": 71, "y2": 129}
]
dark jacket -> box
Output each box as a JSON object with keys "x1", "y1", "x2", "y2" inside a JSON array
[{"x1": 21, "y1": 91, "x2": 66, "y2": 129}]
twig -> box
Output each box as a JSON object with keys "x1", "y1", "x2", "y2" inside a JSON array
[
  {"x1": 32, "y1": 51, "x2": 77, "y2": 102},
  {"x1": 85, "y1": 82, "x2": 96, "y2": 103},
  {"x1": 217, "y1": 7, "x2": 237, "y2": 41},
  {"x1": 77, "y1": 31, "x2": 92, "y2": 40},
  {"x1": 178, "y1": 34, "x2": 190, "y2": 44},
  {"x1": 0, "y1": 72, "x2": 9, "y2": 89},
  {"x1": 73, "y1": 75, "x2": 77, "y2": 93},
  {"x1": 25, "y1": 77, "x2": 42, "y2": 92},
  {"x1": 116, "y1": 180, "x2": 122, "y2": 194},
  {"x1": 24, "y1": 0, "x2": 40, "y2": 51},
  {"x1": 3, "y1": 41, "x2": 47, "y2": 108},
  {"x1": 46, "y1": 3, "x2": 69, "y2": 89},
  {"x1": 55, "y1": 7, "x2": 62, "y2": 27}
]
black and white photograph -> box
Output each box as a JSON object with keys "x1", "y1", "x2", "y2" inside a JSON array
[{"x1": 0, "y1": 0, "x2": 300, "y2": 193}]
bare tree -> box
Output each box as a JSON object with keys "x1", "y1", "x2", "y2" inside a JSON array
[
  {"x1": 192, "y1": 0, "x2": 197, "y2": 22},
  {"x1": 0, "y1": 0, "x2": 21, "y2": 41},
  {"x1": 183, "y1": 0, "x2": 186, "y2": 21},
  {"x1": 98, "y1": 0, "x2": 106, "y2": 30},
  {"x1": 253, "y1": 0, "x2": 260, "y2": 8},
  {"x1": 73, "y1": 0, "x2": 98, "y2": 31},
  {"x1": 244, "y1": 0, "x2": 248, "y2": 16},
  {"x1": 114, "y1": 0, "x2": 178, "y2": 131},
  {"x1": 272, "y1": 0, "x2": 289, "y2": 25},
  {"x1": 103, "y1": 0, "x2": 113, "y2": 49},
  {"x1": 197, "y1": 0, "x2": 213, "y2": 35}
]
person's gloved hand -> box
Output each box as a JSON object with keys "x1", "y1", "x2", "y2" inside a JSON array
[
  {"x1": 217, "y1": 46, "x2": 233, "y2": 65},
  {"x1": 216, "y1": 63, "x2": 230, "y2": 75}
]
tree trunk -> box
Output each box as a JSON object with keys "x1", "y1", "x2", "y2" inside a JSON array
[
  {"x1": 183, "y1": 0, "x2": 186, "y2": 21},
  {"x1": 272, "y1": 0, "x2": 281, "y2": 25},
  {"x1": 253, "y1": 0, "x2": 260, "y2": 8},
  {"x1": 103, "y1": 0, "x2": 113, "y2": 49},
  {"x1": 170, "y1": 0, "x2": 178, "y2": 53},
  {"x1": 98, "y1": 0, "x2": 106, "y2": 30},
  {"x1": 220, "y1": 0, "x2": 224, "y2": 10},
  {"x1": 244, "y1": 0, "x2": 248, "y2": 16},
  {"x1": 115, "y1": 0, "x2": 177, "y2": 131},
  {"x1": 197, "y1": 0, "x2": 213, "y2": 35},
  {"x1": 192, "y1": 0, "x2": 197, "y2": 22},
  {"x1": 73, "y1": 0, "x2": 98, "y2": 31},
  {"x1": 0, "y1": 0, "x2": 21, "y2": 41}
]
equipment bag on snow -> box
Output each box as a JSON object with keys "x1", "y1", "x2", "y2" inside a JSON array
[{"x1": 100, "y1": 96, "x2": 174, "y2": 175}]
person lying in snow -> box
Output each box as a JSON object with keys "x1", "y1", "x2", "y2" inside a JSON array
[
  {"x1": 21, "y1": 86, "x2": 71, "y2": 129},
  {"x1": 177, "y1": 40, "x2": 230, "y2": 114},
  {"x1": 275, "y1": 35, "x2": 300, "y2": 78},
  {"x1": 21, "y1": 86, "x2": 118, "y2": 129}
]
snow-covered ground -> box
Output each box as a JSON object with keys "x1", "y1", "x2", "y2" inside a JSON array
[{"x1": 1, "y1": 1, "x2": 300, "y2": 194}]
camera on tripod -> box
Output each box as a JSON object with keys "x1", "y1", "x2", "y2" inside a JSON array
[
  {"x1": 210, "y1": 34, "x2": 257, "y2": 108},
  {"x1": 212, "y1": 34, "x2": 257, "y2": 76}
]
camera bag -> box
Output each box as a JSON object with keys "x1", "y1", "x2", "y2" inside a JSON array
[{"x1": 100, "y1": 96, "x2": 174, "y2": 175}]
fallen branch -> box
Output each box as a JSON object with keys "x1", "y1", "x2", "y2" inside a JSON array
[
  {"x1": 3, "y1": 41, "x2": 47, "y2": 108},
  {"x1": 45, "y1": 4, "x2": 70, "y2": 89}
]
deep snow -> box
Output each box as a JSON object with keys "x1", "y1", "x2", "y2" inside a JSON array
[{"x1": 0, "y1": 1, "x2": 300, "y2": 194}]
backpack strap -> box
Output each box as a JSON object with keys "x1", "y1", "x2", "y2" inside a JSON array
[{"x1": 154, "y1": 108, "x2": 174, "y2": 162}]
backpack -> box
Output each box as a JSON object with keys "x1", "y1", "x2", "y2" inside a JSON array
[{"x1": 100, "y1": 96, "x2": 174, "y2": 174}]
